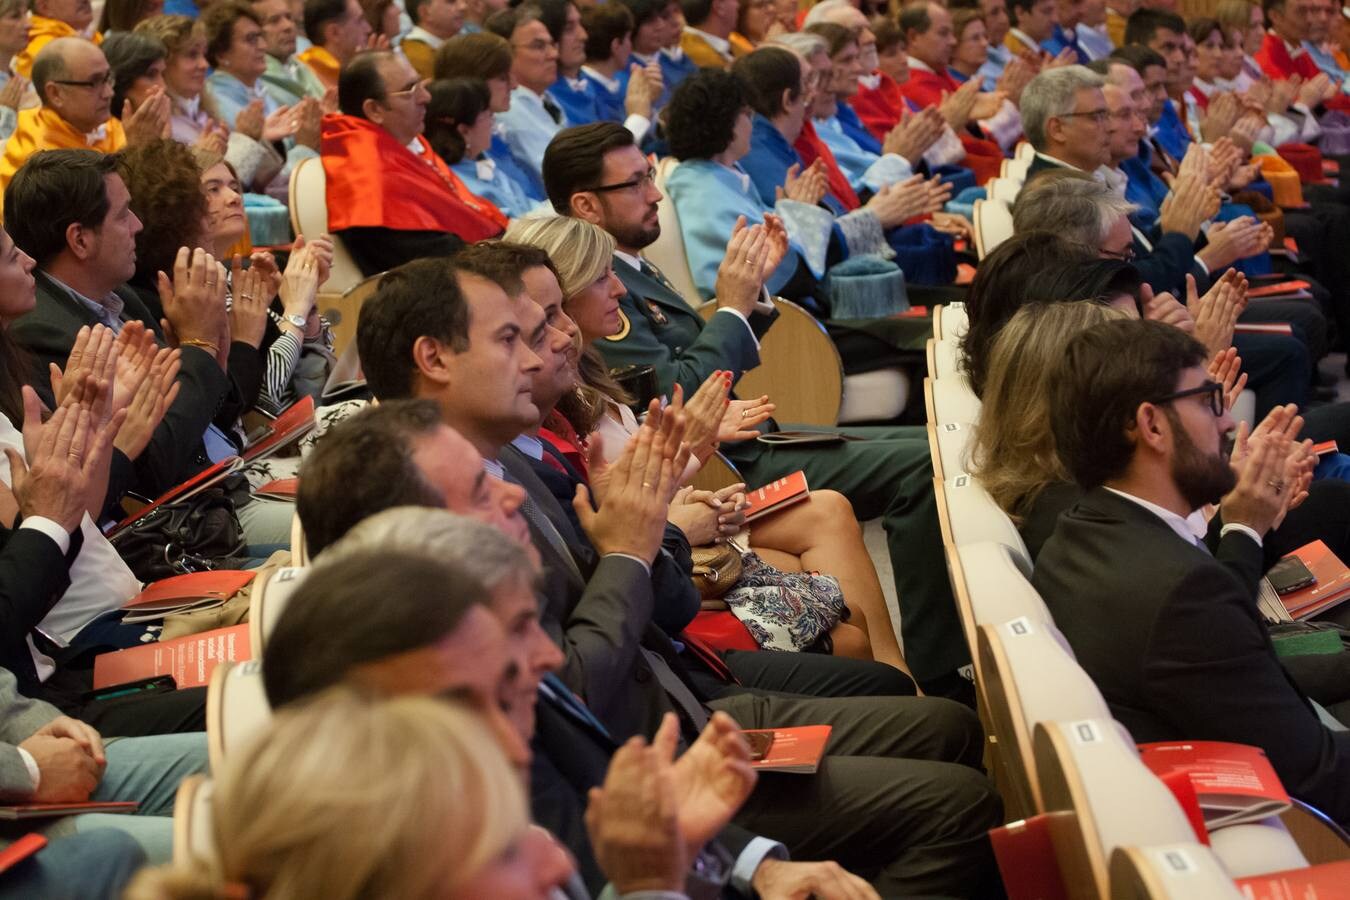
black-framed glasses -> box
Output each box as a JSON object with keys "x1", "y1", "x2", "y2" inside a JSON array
[
  {"x1": 1151, "y1": 380, "x2": 1224, "y2": 417},
  {"x1": 53, "y1": 71, "x2": 113, "y2": 90},
  {"x1": 586, "y1": 167, "x2": 656, "y2": 193}
]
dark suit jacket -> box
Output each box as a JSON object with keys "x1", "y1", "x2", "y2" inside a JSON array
[
  {"x1": 1032, "y1": 486, "x2": 1350, "y2": 824},
  {"x1": 0, "y1": 522, "x2": 80, "y2": 696},
  {"x1": 335, "y1": 226, "x2": 465, "y2": 277},
  {"x1": 10, "y1": 272, "x2": 232, "y2": 502}
]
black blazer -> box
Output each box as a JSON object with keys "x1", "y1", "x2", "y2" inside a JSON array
[
  {"x1": 0, "y1": 522, "x2": 80, "y2": 696},
  {"x1": 9, "y1": 273, "x2": 232, "y2": 502},
  {"x1": 1032, "y1": 486, "x2": 1350, "y2": 824}
]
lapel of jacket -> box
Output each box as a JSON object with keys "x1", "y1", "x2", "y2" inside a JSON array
[
  {"x1": 35, "y1": 271, "x2": 103, "y2": 328},
  {"x1": 612, "y1": 256, "x2": 704, "y2": 325}
]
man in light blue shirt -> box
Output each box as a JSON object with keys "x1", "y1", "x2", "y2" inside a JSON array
[{"x1": 488, "y1": 4, "x2": 566, "y2": 180}]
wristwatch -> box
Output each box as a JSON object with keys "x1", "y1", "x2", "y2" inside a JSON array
[{"x1": 283, "y1": 313, "x2": 307, "y2": 330}]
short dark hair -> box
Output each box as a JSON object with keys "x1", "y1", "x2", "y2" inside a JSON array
[
  {"x1": 732, "y1": 46, "x2": 802, "y2": 118},
  {"x1": 1262, "y1": 0, "x2": 1285, "y2": 17},
  {"x1": 666, "y1": 68, "x2": 748, "y2": 161},
  {"x1": 806, "y1": 21, "x2": 858, "y2": 56},
  {"x1": 1124, "y1": 8, "x2": 1186, "y2": 46},
  {"x1": 1008, "y1": 0, "x2": 1040, "y2": 24},
  {"x1": 1109, "y1": 42, "x2": 1167, "y2": 74},
  {"x1": 424, "y1": 77, "x2": 491, "y2": 165},
  {"x1": 619, "y1": 0, "x2": 672, "y2": 29},
  {"x1": 485, "y1": 3, "x2": 544, "y2": 41},
  {"x1": 583, "y1": 2, "x2": 633, "y2": 62},
  {"x1": 960, "y1": 231, "x2": 1096, "y2": 398},
  {"x1": 99, "y1": 0, "x2": 158, "y2": 33},
  {"x1": 1021, "y1": 258, "x2": 1144, "y2": 312},
  {"x1": 454, "y1": 240, "x2": 558, "y2": 298},
  {"x1": 262, "y1": 550, "x2": 487, "y2": 708},
  {"x1": 304, "y1": 0, "x2": 348, "y2": 45},
  {"x1": 872, "y1": 15, "x2": 904, "y2": 53},
  {"x1": 680, "y1": 0, "x2": 714, "y2": 27},
  {"x1": 296, "y1": 399, "x2": 447, "y2": 555},
  {"x1": 338, "y1": 49, "x2": 392, "y2": 116},
  {"x1": 1187, "y1": 16, "x2": 1223, "y2": 45},
  {"x1": 7, "y1": 150, "x2": 120, "y2": 270},
  {"x1": 117, "y1": 139, "x2": 209, "y2": 286},
  {"x1": 543, "y1": 121, "x2": 636, "y2": 213},
  {"x1": 434, "y1": 32, "x2": 513, "y2": 80},
  {"x1": 356, "y1": 257, "x2": 471, "y2": 400},
  {"x1": 201, "y1": 0, "x2": 260, "y2": 67},
  {"x1": 101, "y1": 30, "x2": 167, "y2": 114},
  {"x1": 532, "y1": 0, "x2": 575, "y2": 44},
  {"x1": 898, "y1": 1, "x2": 934, "y2": 37},
  {"x1": 1050, "y1": 319, "x2": 1208, "y2": 489},
  {"x1": 406, "y1": 0, "x2": 427, "y2": 25}
]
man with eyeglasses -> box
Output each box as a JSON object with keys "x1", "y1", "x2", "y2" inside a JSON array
[
  {"x1": 251, "y1": 0, "x2": 328, "y2": 106},
  {"x1": 297, "y1": 0, "x2": 372, "y2": 90},
  {"x1": 319, "y1": 50, "x2": 506, "y2": 275},
  {"x1": 0, "y1": 37, "x2": 165, "y2": 206},
  {"x1": 1020, "y1": 64, "x2": 1112, "y2": 180},
  {"x1": 1034, "y1": 318, "x2": 1350, "y2": 829}
]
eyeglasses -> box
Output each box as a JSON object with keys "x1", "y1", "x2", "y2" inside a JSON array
[
  {"x1": 513, "y1": 38, "x2": 557, "y2": 53},
  {"x1": 53, "y1": 71, "x2": 113, "y2": 90},
  {"x1": 587, "y1": 167, "x2": 656, "y2": 193},
  {"x1": 1100, "y1": 246, "x2": 1136, "y2": 261},
  {"x1": 1059, "y1": 109, "x2": 1109, "y2": 124},
  {"x1": 386, "y1": 78, "x2": 429, "y2": 99},
  {"x1": 1151, "y1": 380, "x2": 1225, "y2": 417}
]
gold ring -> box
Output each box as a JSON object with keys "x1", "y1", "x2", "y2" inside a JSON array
[{"x1": 642, "y1": 482, "x2": 653, "y2": 489}]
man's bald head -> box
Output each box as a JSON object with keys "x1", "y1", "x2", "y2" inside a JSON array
[{"x1": 33, "y1": 38, "x2": 113, "y2": 132}]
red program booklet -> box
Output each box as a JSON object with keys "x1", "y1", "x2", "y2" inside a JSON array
[
  {"x1": 93, "y1": 624, "x2": 251, "y2": 690},
  {"x1": 0, "y1": 832, "x2": 45, "y2": 873},
  {"x1": 1137, "y1": 741, "x2": 1290, "y2": 828},
  {"x1": 1236, "y1": 861, "x2": 1350, "y2": 898},
  {"x1": 241, "y1": 396, "x2": 315, "y2": 463},
  {"x1": 254, "y1": 477, "x2": 299, "y2": 500},
  {"x1": 743, "y1": 471, "x2": 810, "y2": 523},
  {"x1": 744, "y1": 725, "x2": 831, "y2": 773},
  {"x1": 0, "y1": 801, "x2": 138, "y2": 820},
  {"x1": 1247, "y1": 280, "x2": 1312, "y2": 299},
  {"x1": 106, "y1": 456, "x2": 240, "y2": 535},
  {"x1": 120, "y1": 571, "x2": 255, "y2": 624},
  {"x1": 1234, "y1": 322, "x2": 1295, "y2": 336},
  {"x1": 1276, "y1": 540, "x2": 1350, "y2": 620},
  {"x1": 988, "y1": 813, "x2": 1069, "y2": 900}
]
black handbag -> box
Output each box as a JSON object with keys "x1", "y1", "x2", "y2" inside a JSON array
[{"x1": 109, "y1": 479, "x2": 249, "y2": 582}]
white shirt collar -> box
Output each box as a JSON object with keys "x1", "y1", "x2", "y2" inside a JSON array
[
  {"x1": 171, "y1": 91, "x2": 201, "y2": 120},
  {"x1": 1010, "y1": 27, "x2": 1039, "y2": 49},
  {"x1": 581, "y1": 64, "x2": 620, "y2": 91},
  {"x1": 907, "y1": 55, "x2": 934, "y2": 74},
  {"x1": 1104, "y1": 487, "x2": 1210, "y2": 543},
  {"x1": 614, "y1": 249, "x2": 643, "y2": 270},
  {"x1": 482, "y1": 456, "x2": 505, "y2": 479},
  {"x1": 660, "y1": 44, "x2": 686, "y2": 62},
  {"x1": 858, "y1": 72, "x2": 880, "y2": 90},
  {"x1": 1101, "y1": 165, "x2": 1128, "y2": 196},
  {"x1": 405, "y1": 25, "x2": 446, "y2": 49},
  {"x1": 687, "y1": 26, "x2": 730, "y2": 57}
]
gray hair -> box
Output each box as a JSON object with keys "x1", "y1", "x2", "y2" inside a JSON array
[
  {"x1": 801, "y1": 0, "x2": 856, "y2": 28},
  {"x1": 324, "y1": 506, "x2": 537, "y2": 592},
  {"x1": 1020, "y1": 65, "x2": 1106, "y2": 150},
  {"x1": 1012, "y1": 170, "x2": 1138, "y2": 247},
  {"x1": 767, "y1": 30, "x2": 827, "y2": 59}
]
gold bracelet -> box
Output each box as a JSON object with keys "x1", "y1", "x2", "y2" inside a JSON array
[{"x1": 180, "y1": 338, "x2": 219, "y2": 355}]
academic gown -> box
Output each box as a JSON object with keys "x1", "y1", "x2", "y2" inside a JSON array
[
  {"x1": 15, "y1": 17, "x2": 101, "y2": 78},
  {"x1": 0, "y1": 108, "x2": 125, "y2": 216}
]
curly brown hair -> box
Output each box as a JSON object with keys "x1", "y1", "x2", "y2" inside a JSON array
[{"x1": 117, "y1": 139, "x2": 210, "y2": 286}]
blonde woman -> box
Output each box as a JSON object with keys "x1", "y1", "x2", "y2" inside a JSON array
[
  {"x1": 504, "y1": 216, "x2": 909, "y2": 672},
  {"x1": 125, "y1": 690, "x2": 577, "y2": 900}
]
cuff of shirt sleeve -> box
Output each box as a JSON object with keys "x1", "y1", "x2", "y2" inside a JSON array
[
  {"x1": 714, "y1": 306, "x2": 762, "y2": 351},
  {"x1": 730, "y1": 837, "x2": 789, "y2": 896},
  {"x1": 624, "y1": 113, "x2": 652, "y2": 146},
  {"x1": 20, "y1": 516, "x2": 71, "y2": 555},
  {"x1": 1192, "y1": 254, "x2": 1210, "y2": 277},
  {"x1": 1220, "y1": 522, "x2": 1263, "y2": 547},
  {"x1": 16, "y1": 747, "x2": 39, "y2": 792},
  {"x1": 603, "y1": 552, "x2": 653, "y2": 575}
]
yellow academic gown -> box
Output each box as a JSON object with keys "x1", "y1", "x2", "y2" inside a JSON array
[
  {"x1": 15, "y1": 16, "x2": 102, "y2": 78},
  {"x1": 297, "y1": 45, "x2": 341, "y2": 91},
  {"x1": 0, "y1": 107, "x2": 125, "y2": 218},
  {"x1": 680, "y1": 29, "x2": 732, "y2": 69}
]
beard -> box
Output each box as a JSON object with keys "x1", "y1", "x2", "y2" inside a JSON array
[
  {"x1": 1169, "y1": 412, "x2": 1237, "y2": 511},
  {"x1": 604, "y1": 204, "x2": 661, "y2": 250}
]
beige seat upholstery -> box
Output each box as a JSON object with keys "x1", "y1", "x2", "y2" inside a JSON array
[
  {"x1": 934, "y1": 473, "x2": 1030, "y2": 566},
  {"x1": 172, "y1": 775, "x2": 217, "y2": 867},
  {"x1": 288, "y1": 156, "x2": 363, "y2": 296},
  {"x1": 1109, "y1": 844, "x2": 1244, "y2": 900},
  {"x1": 206, "y1": 659, "x2": 273, "y2": 773},
  {"x1": 978, "y1": 618, "x2": 1110, "y2": 816},
  {"x1": 323, "y1": 271, "x2": 384, "y2": 361},
  {"x1": 954, "y1": 540, "x2": 1046, "y2": 626},
  {"x1": 972, "y1": 198, "x2": 1015, "y2": 260},
  {"x1": 924, "y1": 377, "x2": 982, "y2": 426},
  {"x1": 248, "y1": 566, "x2": 311, "y2": 653},
  {"x1": 289, "y1": 512, "x2": 309, "y2": 567},
  {"x1": 927, "y1": 337, "x2": 964, "y2": 382},
  {"x1": 1207, "y1": 819, "x2": 1309, "y2": 878},
  {"x1": 926, "y1": 420, "x2": 973, "y2": 481},
  {"x1": 939, "y1": 302, "x2": 969, "y2": 341},
  {"x1": 1034, "y1": 718, "x2": 1200, "y2": 900},
  {"x1": 987, "y1": 177, "x2": 1021, "y2": 205}
]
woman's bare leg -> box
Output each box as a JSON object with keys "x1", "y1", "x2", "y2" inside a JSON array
[{"x1": 748, "y1": 490, "x2": 908, "y2": 672}]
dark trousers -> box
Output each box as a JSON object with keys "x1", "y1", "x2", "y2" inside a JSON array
[
  {"x1": 726, "y1": 427, "x2": 967, "y2": 688},
  {"x1": 710, "y1": 688, "x2": 1004, "y2": 898},
  {"x1": 721, "y1": 648, "x2": 917, "y2": 697}
]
